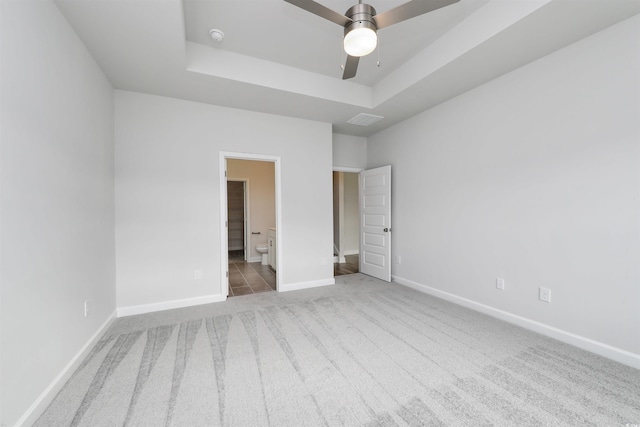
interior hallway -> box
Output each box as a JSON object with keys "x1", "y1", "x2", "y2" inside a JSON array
[{"x1": 334, "y1": 254, "x2": 359, "y2": 277}]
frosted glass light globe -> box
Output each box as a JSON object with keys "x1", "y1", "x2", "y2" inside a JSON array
[{"x1": 343, "y1": 27, "x2": 377, "y2": 57}]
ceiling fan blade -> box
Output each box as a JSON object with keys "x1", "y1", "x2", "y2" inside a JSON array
[
  {"x1": 342, "y1": 55, "x2": 359, "y2": 80},
  {"x1": 374, "y1": 0, "x2": 460, "y2": 29},
  {"x1": 284, "y1": 0, "x2": 351, "y2": 26}
]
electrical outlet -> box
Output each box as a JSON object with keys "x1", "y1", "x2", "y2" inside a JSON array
[
  {"x1": 84, "y1": 300, "x2": 90, "y2": 317},
  {"x1": 496, "y1": 277, "x2": 505, "y2": 290},
  {"x1": 395, "y1": 255, "x2": 402, "y2": 264},
  {"x1": 539, "y1": 287, "x2": 551, "y2": 302},
  {"x1": 194, "y1": 269, "x2": 202, "y2": 280}
]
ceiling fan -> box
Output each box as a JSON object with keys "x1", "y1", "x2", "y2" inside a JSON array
[{"x1": 284, "y1": 0, "x2": 460, "y2": 79}]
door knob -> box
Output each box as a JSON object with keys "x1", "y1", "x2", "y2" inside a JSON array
[{"x1": 383, "y1": 228, "x2": 390, "y2": 232}]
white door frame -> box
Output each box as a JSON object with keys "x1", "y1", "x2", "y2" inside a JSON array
[
  {"x1": 220, "y1": 152, "x2": 282, "y2": 297},
  {"x1": 333, "y1": 172, "x2": 345, "y2": 263},
  {"x1": 332, "y1": 167, "x2": 363, "y2": 271},
  {"x1": 226, "y1": 178, "x2": 250, "y2": 261}
]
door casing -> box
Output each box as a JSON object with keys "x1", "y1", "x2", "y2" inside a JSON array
[
  {"x1": 332, "y1": 167, "x2": 363, "y2": 266},
  {"x1": 220, "y1": 152, "x2": 281, "y2": 297}
]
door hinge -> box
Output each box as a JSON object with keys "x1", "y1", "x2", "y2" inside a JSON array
[{"x1": 226, "y1": 271, "x2": 229, "y2": 278}]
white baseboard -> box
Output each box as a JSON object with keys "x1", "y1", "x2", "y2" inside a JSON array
[
  {"x1": 279, "y1": 278, "x2": 335, "y2": 292},
  {"x1": 248, "y1": 256, "x2": 262, "y2": 263},
  {"x1": 117, "y1": 294, "x2": 226, "y2": 317},
  {"x1": 344, "y1": 250, "x2": 359, "y2": 256},
  {"x1": 16, "y1": 311, "x2": 117, "y2": 426},
  {"x1": 333, "y1": 256, "x2": 347, "y2": 263},
  {"x1": 393, "y1": 275, "x2": 640, "y2": 370}
]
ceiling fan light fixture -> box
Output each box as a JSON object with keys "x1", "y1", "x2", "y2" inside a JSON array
[
  {"x1": 343, "y1": 3, "x2": 378, "y2": 58},
  {"x1": 344, "y1": 26, "x2": 377, "y2": 57}
]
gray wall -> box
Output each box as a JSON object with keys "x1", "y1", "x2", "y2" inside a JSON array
[
  {"x1": 368, "y1": 15, "x2": 640, "y2": 363},
  {"x1": 115, "y1": 91, "x2": 334, "y2": 309},
  {"x1": 333, "y1": 133, "x2": 367, "y2": 170},
  {"x1": 343, "y1": 173, "x2": 360, "y2": 254},
  {"x1": 332, "y1": 134, "x2": 365, "y2": 258},
  {"x1": 1, "y1": 1, "x2": 116, "y2": 424}
]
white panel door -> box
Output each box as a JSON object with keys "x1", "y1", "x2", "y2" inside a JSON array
[{"x1": 360, "y1": 165, "x2": 391, "y2": 282}]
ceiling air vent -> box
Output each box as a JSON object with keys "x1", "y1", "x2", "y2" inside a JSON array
[{"x1": 347, "y1": 113, "x2": 384, "y2": 127}]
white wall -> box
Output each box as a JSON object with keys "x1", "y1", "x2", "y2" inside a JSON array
[
  {"x1": 333, "y1": 171, "x2": 359, "y2": 258},
  {"x1": 333, "y1": 172, "x2": 342, "y2": 254},
  {"x1": 115, "y1": 91, "x2": 334, "y2": 310},
  {"x1": 332, "y1": 132, "x2": 364, "y2": 258},
  {"x1": 368, "y1": 16, "x2": 640, "y2": 364},
  {"x1": 227, "y1": 159, "x2": 276, "y2": 261},
  {"x1": 343, "y1": 172, "x2": 360, "y2": 254},
  {"x1": 0, "y1": 1, "x2": 116, "y2": 425},
  {"x1": 333, "y1": 133, "x2": 367, "y2": 170}
]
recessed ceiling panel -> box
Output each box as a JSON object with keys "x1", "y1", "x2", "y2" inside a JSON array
[{"x1": 183, "y1": 0, "x2": 487, "y2": 85}]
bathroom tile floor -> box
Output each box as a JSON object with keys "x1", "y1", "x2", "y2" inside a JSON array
[
  {"x1": 228, "y1": 253, "x2": 359, "y2": 297},
  {"x1": 228, "y1": 260, "x2": 276, "y2": 297}
]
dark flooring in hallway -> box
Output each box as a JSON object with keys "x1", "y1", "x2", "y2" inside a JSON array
[{"x1": 334, "y1": 254, "x2": 359, "y2": 276}]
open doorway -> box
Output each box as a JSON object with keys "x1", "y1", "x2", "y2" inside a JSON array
[
  {"x1": 220, "y1": 153, "x2": 281, "y2": 298},
  {"x1": 333, "y1": 170, "x2": 360, "y2": 276},
  {"x1": 227, "y1": 180, "x2": 247, "y2": 263}
]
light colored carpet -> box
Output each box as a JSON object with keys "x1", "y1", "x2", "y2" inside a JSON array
[{"x1": 36, "y1": 274, "x2": 640, "y2": 426}]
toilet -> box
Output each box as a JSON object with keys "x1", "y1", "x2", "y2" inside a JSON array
[{"x1": 256, "y1": 244, "x2": 268, "y2": 265}]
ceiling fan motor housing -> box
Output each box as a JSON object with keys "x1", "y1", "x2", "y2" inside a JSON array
[{"x1": 344, "y1": 3, "x2": 378, "y2": 36}]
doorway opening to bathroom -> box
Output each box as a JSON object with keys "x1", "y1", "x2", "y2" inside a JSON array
[
  {"x1": 227, "y1": 179, "x2": 247, "y2": 263},
  {"x1": 333, "y1": 169, "x2": 361, "y2": 277},
  {"x1": 220, "y1": 152, "x2": 281, "y2": 298}
]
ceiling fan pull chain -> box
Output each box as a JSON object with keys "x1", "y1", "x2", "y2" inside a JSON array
[{"x1": 377, "y1": 34, "x2": 381, "y2": 67}]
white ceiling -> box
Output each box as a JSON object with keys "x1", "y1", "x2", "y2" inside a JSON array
[
  {"x1": 183, "y1": 0, "x2": 489, "y2": 86},
  {"x1": 55, "y1": 0, "x2": 640, "y2": 137}
]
